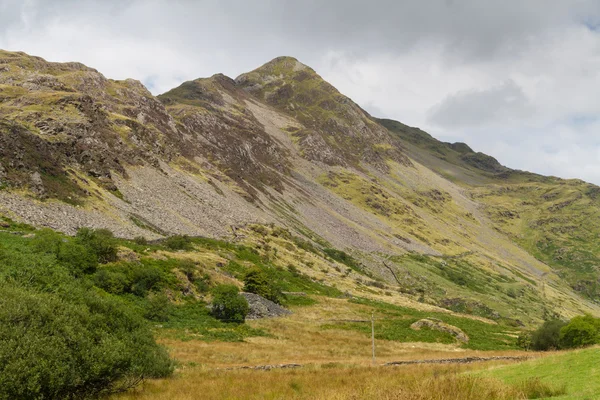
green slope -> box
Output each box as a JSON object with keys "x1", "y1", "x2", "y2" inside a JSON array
[{"x1": 486, "y1": 347, "x2": 600, "y2": 399}]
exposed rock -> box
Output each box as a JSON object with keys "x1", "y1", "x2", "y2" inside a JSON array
[
  {"x1": 241, "y1": 292, "x2": 292, "y2": 319},
  {"x1": 30, "y1": 172, "x2": 46, "y2": 198},
  {"x1": 385, "y1": 356, "x2": 529, "y2": 366},
  {"x1": 225, "y1": 363, "x2": 302, "y2": 371},
  {"x1": 410, "y1": 318, "x2": 469, "y2": 343}
]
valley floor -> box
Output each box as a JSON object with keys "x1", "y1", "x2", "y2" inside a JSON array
[{"x1": 110, "y1": 297, "x2": 583, "y2": 400}]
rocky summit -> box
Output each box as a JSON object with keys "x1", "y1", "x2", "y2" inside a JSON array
[{"x1": 2, "y1": 49, "x2": 600, "y2": 324}]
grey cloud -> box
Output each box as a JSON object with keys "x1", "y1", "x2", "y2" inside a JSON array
[{"x1": 427, "y1": 80, "x2": 532, "y2": 128}]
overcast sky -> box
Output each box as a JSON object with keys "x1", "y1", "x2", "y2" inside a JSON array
[{"x1": 2, "y1": 1, "x2": 600, "y2": 184}]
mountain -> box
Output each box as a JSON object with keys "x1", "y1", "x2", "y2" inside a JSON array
[{"x1": 1, "y1": 49, "x2": 599, "y2": 324}]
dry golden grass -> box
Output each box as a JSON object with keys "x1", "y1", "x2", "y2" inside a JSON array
[
  {"x1": 111, "y1": 294, "x2": 543, "y2": 400},
  {"x1": 159, "y1": 296, "x2": 532, "y2": 368},
  {"x1": 113, "y1": 363, "x2": 534, "y2": 400}
]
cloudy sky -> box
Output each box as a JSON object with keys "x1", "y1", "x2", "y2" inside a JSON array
[{"x1": 2, "y1": 1, "x2": 600, "y2": 183}]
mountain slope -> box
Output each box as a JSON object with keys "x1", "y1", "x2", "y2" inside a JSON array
[{"x1": 0, "y1": 49, "x2": 599, "y2": 324}]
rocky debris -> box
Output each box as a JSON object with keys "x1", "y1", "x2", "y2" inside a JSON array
[
  {"x1": 241, "y1": 292, "x2": 292, "y2": 319},
  {"x1": 225, "y1": 363, "x2": 302, "y2": 371},
  {"x1": 385, "y1": 356, "x2": 529, "y2": 366},
  {"x1": 29, "y1": 172, "x2": 46, "y2": 198},
  {"x1": 410, "y1": 318, "x2": 469, "y2": 343}
]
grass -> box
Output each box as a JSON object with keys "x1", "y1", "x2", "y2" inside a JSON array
[
  {"x1": 112, "y1": 361, "x2": 562, "y2": 400},
  {"x1": 485, "y1": 347, "x2": 600, "y2": 399},
  {"x1": 157, "y1": 302, "x2": 269, "y2": 342},
  {"x1": 331, "y1": 297, "x2": 518, "y2": 351}
]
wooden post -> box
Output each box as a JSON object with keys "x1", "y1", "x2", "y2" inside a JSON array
[{"x1": 371, "y1": 311, "x2": 376, "y2": 365}]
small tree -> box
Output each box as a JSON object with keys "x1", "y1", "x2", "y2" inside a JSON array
[
  {"x1": 76, "y1": 228, "x2": 118, "y2": 264},
  {"x1": 559, "y1": 315, "x2": 600, "y2": 349},
  {"x1": 211, "y1": 285, "x2": 249, "y2": 323},
  {"x1": 243, "y1": 268, "x2": 283, "y2": 304},
  {"x1": 516, "y1": 331, "x2": 533, "y2": 350},
  {"x1": 531, "y1": 320, "x2": 566, "y2": 351},
  {"x1": 164, "y1": 235, "x2": 192, "y2": 251}
]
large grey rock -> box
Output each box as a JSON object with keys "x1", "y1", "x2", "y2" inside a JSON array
[{"x1": 241, "y1": 292, "x2": 292, "y2": 320}]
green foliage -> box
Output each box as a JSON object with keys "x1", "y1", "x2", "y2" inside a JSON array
[
  {"x1": 211, "y1": 284, "x2": 249, "y2": 323},
  {"x1": 559, "y1": 314, "x2": 600, "y2": 349},
  {"x1": 178, "y1": 259, "x2": 212, "y2": 293},
  {"x1": 323, "y1": 248, "x2": 363, "y2": 272},
  {"x1": 31, "y1": 229, "x2": 97, "y2": 275},
  {"x1": 164, "y1": 235, "x2": 193, "y2": 251},
  {"x1": 133, "y1": 236, "x2": 148, "y2": 246},
  {"x1": 243, "y1": 268, "x2": 283, "y2": 304},
  {"x1": 516, "y1": 331, "x2": 532, "y2": 350},
  {"x1": 0, "y1": 285, "x2": 172, "y2": 400},
  {"x1": 531, "y1": 320, "x2": 566, "y2": 351},
  {"x1": 144, "y1": 293, "x2": 172, "y2": 322},
  {"x1": 161, "y1": 301, "x2": 267, "y2": 342},
  {"x1": 76, "y1": 227, "x2": 118, "y2": 264},
  {"x1": 93, "y1": 262, "x2": 167, "y2": 297}
]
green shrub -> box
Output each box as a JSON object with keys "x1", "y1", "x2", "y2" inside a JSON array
[
  {"x1": 323, "y1": 248, "x2": 362, "y2": 272},
  {"x1": 144, "y1": 293, "x2": 172, "y2": 322},
  {"x1": 93, "y1": 268, "x2": 129, "y2": 295},
  {"x1": 243, "y1": 268, "x2": 283, "y2": 304},
  {"x1": 559, "y1": 314, "x2": 600, "y2": 349},
  {"x1": 164, "y1": 235, "x2": 193, "y2": 251},
  {"x1": 211, "y1": 284, "x2": 249, "y2": 323},
  {"x1": 93, "y1": 263, "x2": 166, "y2": 297},
  {"x1": 531, "y1": 320, "x2": 566, "y2": 351},
  {"x1": 57, "y1": 241, "x2": 98, "y2": 275},
  {"x1": 516, "y1": 331, "x2": 532, "y2": 350},
  {"x1": 133, "y1": 236, "x2": 148, "y2": 246},
  {"x1": 32, "y1": 229, "x2": 98, "y2": 275},
  {"x1": 76, "y1": 228, "x2": 118, "y2": 264},
  {"x1": 0, "y1": 284, "x2": 173, "y2": 400}
]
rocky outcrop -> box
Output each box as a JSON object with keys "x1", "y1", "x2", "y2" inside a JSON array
[
  {"x1": 410, "y1": 318, "x2": 469, "y2": 343},
  {"x1": 241, "y1": 292, "x2": 292, "y2": 319}
]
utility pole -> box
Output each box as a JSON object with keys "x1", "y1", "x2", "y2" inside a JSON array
[{"x1": 371, "y1": 311, "x2": 376, "y2": 365}]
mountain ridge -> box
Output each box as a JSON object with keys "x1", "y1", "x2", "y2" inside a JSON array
[{"x1": 1, "y1": 49, "x2": 600, "y2": 324}]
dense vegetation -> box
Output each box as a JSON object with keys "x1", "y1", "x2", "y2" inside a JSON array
[
  {"x1": 519, "y1": 314, "x2": 600, "y2": 351},
  {"x1": 0, "y1": 227, "x2": 173, "y2": 400}
]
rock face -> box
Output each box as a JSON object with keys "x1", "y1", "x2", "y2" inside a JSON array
[
  {"x1": 241, "y1": 293, "x2": 292, "y2": 320},
  {"x1": 410, "y1": 318, "x2": 469, "y2": 343}
]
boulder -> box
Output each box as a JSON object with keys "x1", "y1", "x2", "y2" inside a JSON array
[
  {"x1": 410, "y1": 318, "x2": 469, "y2": 343},
  {"x1": 241, "y1": 292, "x2": 292, "y2": 320}
]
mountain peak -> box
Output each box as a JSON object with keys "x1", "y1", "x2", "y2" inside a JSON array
[{"x1": 235, "y1": 56, "x2": 312, "y2": 86}]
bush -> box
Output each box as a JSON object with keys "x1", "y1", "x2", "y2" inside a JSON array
[
  {"x1": 516, "y1": 331, "x2": 532, "y2": 350},
  {"x1": 531, "y1": 320, "x2": 566, "y2": 351},
  {"x1": 144, "y1": 293, "x2": 172, "y2": 322},
  {"x1": 57, "y1": 241, "x2": 98, "y2": 275},
  {"x1": 211, "y1": 285, "x2": 249, "y2": 323},
  {"x1": 164, "y1": 235, "x2": 193, "y2": 251},
  {"x1": 0, "y1": 284, "x2": 173, "y2": 400},
  {"x1": 93, "y1": 269, "x2": 129, "y2": 295},
  {"x1": 32, "y1": 229, "x2": 97, "y2": 275},
  {"x1": 133, "y1": 236, "x2": 148, "y2": 246},
  {"x1": 559, "y1": 314, "x2": 600, "y2": 349},
  {"x1": 243, "y1": 268, "x2": 283, "y2": 304},
  {"x1": 323, "y1": 248, "x2": 362, "y2": 272},
  {"x1": 76, "y1": 228, "x2": 118, "y2": 264}
]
